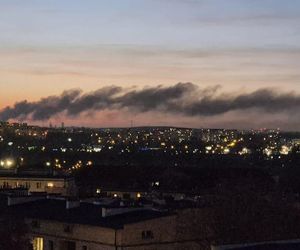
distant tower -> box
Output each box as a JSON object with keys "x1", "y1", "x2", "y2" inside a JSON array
[
  {"x1": 61, "y1": 122, "x2": 65, "y2": 129},
  {"x1": 131, "y1": 120, "x2": 133, "y2": 128},
  {"x1": 49, "y1": 122, "x2": 53, "y2": 128}
]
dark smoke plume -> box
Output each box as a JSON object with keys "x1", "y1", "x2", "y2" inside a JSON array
[{"x1": 1, "y1": 83, "x2": 299, "y2": 121}]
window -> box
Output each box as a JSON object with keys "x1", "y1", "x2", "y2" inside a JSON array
[
  {"x1": 66, "y1": 241, "x2": 76, "y2": 250},
  {"x1": 64, "y1": 225, "x2": 73, "y2": 233},
  {"x1": 142, "y1": 230, "x2": 154, "y2": 239},
  {"x1": 36, "y1": 182, "x2": 42, "y2": 189},
  {"x1": 32, "y1": 237, "x2": 43, "y2": 250},
  {"x1": 48, "y1": 240, "x2": 54, "y2": 250},
  {"x1": 47, "y1": 182, "x2": 54, "y2": 188}
]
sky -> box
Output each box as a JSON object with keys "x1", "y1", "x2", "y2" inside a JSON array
[{"x1": 0, "y1": 0, "x2": 300, "y2": 129}]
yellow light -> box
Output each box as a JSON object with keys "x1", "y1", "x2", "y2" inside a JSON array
[
  {"x1": 32, "y1": 237, "x2": 43, "y2": 250},
  {"x1": 137, "y1": 193, "x2": 141, "y2": 198},
  {"x1": 280, "y1": 145, "x2": 291, "y2": 155},
  {"x1": 47, "y1": 182, "x2": 54, "y2": 188},
  {"x1": 264, "y1": 148, "x2": 272, "y2": 156},
  {"x1": 6, "y1": 159, "x2": 14, "y2": 168},
  {"x1": 223, "y1": 148, "x2": 230, "y2": 154}
]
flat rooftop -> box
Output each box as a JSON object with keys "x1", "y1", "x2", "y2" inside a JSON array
[
  {"x1": 2, "y1": 198, "x2": 172, "y2": 229},
  {"x1": 0, "y1": 173, "x2": 72, "y2": 179}
]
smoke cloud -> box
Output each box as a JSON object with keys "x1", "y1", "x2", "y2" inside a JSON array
[{"x1": 1, "y1": 83, "x2": 299, "y2": 122}]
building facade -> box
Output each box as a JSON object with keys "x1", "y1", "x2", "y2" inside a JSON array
[{"x1": 0, "y1": 175, "x2": 76, "y2": 196}]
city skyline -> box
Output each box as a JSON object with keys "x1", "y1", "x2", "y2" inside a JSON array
[{"x1": 1, "y1": 0, "x2": 300, "y2": 129}]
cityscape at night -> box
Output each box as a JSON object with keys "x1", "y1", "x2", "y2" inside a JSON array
[
  {"x1": 1, "y1": 121, "x2": 300, "y2": 171},
  {"x1": 1, "y1": 0, "x2": 300, "y2": 250}
]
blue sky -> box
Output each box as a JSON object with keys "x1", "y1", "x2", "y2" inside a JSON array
[{"x1": 1, "y1": 0, "x2": 300, "y2": 48}]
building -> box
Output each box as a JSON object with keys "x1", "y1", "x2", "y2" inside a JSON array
[
  {"x1": 1, "y1": 195, "x2": 201, "y2": 250},
  {"x1": 0, "y1": 174, "x2": 76, "y2": 196},
  {"x1": 95, "y1": 187, "x2": 186, "y2": 201},
  {"x1": 1, "y1": 192, "x2": 300, "y2": 250},
  {"x1": 96, "y1": 188, "x2": 147, "y2": 200}
]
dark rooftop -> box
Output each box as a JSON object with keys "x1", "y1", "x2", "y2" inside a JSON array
[{"x1": 2, "y1": 198, "x2": 172, "y2": 229}]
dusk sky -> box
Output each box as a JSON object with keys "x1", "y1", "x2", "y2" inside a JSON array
[{"x1": 1, "y1": 0, "x2": 300, "y2": 129}]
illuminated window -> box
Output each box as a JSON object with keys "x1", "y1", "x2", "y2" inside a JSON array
[
  {"x1": 47, "y1": 182, "x2": 54, "y2": 188},
  {"x1": 32, "y1": 237, "x2": 43, "y2": 250}
]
